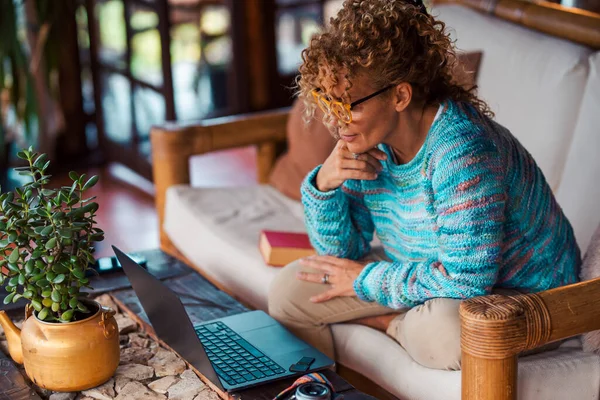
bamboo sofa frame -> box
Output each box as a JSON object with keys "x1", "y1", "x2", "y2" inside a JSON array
[{"x1": 150, "y1": 1, "x2": 600, "y2": 399}]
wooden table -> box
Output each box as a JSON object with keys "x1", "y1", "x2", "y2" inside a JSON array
[{"x1": 109, "y1": 249, "x2": 377, "y2": 400}]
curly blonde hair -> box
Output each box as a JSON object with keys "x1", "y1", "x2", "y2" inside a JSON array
[{"x1": 297, "y1": 0, "x2": 492, "y2": 125}]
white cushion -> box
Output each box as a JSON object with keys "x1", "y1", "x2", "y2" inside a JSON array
[
  {"x1": 433, "y1": 5, "x2": 592, "y2": 191},
  {"x1": 164, "y1": 185, "x2": 600, "y2": 400},
  {"x1": 334, "y1": 324, "x2": 600, "y2": 400},
  {"x1": 556, "y1": 52, "x2": 600, "y2": 251},
  {"x1": 164, "y1": 184, "x2": 306, "y2": 310}
]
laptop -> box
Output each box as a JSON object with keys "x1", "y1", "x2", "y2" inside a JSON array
[{"x1": 112, "y1": 246, "x2": 334, "y2": 392}]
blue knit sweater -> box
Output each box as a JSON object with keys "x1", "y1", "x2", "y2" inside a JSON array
[{"x1": 301, "y1": 100, "x2": 580, "y2": 309}]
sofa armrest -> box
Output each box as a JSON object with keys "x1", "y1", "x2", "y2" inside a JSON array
[
  {"x1": 460, "y1": 277, "x2": 600, "y2": 400},
  {"x1": 150, "y1": 108, "x2": 289, "y2": 253}
]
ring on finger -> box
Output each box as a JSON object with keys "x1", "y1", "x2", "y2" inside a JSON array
[
  {"x1": 321, "y1": 273, "x2": 330, "y2": 284},
  {"x1": 352, "y1": 153, "x2": 360, "y2": 160}
]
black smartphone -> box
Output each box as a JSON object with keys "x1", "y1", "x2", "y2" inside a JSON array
[{"x1": 87, "y1": 253, "x2": 147, "y2": 276}]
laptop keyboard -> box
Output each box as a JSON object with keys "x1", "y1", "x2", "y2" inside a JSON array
[{"x1": 195, "y1": 321, "x2": 287, "y2": 385}]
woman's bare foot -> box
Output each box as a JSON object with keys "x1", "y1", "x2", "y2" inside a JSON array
[{"x1": 350, "y1": 313, "x2": 400, "y2": 332}]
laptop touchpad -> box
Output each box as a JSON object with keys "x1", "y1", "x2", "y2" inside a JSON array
[{"x1": 242, "y1": 325, "x2": 308, "y2": 355}]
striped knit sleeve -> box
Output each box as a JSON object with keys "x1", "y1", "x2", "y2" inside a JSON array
[
  {"x1": 353, "y1": 134, "x2": 506, "y2": 308},
  {"x1": 301, "y1": 166, "x2": 374, "y2": 259}
]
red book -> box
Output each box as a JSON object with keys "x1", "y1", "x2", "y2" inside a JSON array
[{"x1": 259, "y1": 230, "x2": 315, "y2": 267}]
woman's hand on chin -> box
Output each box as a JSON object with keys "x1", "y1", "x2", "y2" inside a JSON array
[
  {"x1": 296, "y1": 255, "x2": 370, "y2": 303},
  {"x1": 315, "y1": 140, "x2": 387, "y2": 192}
]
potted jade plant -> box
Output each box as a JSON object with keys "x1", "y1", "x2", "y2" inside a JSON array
[{"x1": 0, "y1": 147, "x2": 119, "y2": 392}]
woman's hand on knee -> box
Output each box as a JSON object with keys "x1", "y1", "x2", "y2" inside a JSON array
[{"x1": 296, "y1": 255, "x2": 368, "y2": 303}]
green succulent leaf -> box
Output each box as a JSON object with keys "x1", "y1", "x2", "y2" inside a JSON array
[
  {"x1": 23, "y1": 290, "x2": 33, "y2": 299},
  {"x1": 35, "y1": 279, "x2": 49, "y2": 288},
  {"x1": 69, "y1": 297, "x2": 78, "y2": 309},
  {"x1": 72, "y1": 268, "x2": 85, "y2": 279},
  {"x1": 31, "y1": 300, "x2": 42, "y2": 312},
  {"x1": 52, "y1": 264, "x2": 68, "y2": 274},
  {"x1": 45, "y1": 237, "x2": 57, "y2": 249},
  {"x1": 32, "y1": 153, "x2": 46, "y2": 167},
  {"x1": 17, "y1": 274, "x2": 25, "y2": 285},
  {"x1": 51, "y1": 290, "x2": 61, "y2": 303},
  {"x1": 51, "y1": 302, "x2": 60, "y2": 312},
  {"x1": 8, "y1": 248, "x2": 19, "y2": 263},
  {"x1": 82, "y1": 175, "x2": 99, "y2": 190},
  {"x1": 42, "y1": 298, "x2": 53, "y2": 308},
  {"x1": 41, "y1": 290, "x2": 52, "y2": 298},
  {"x1": 8, "y1": 276, "x2": 18, "y2": 286},
  {"x1": 12, "y1": 294, "x2": 23, "y2": 303},
  {"x1": 76, "y1": 302, "x2": 89, "y2": 313},
  {"x1": 30, "y1": 272, "x2": 46, "y2": 283},
  {"x1": 41, "y1": 225, "x2": 53, "y2": 236},
  {"x1": 58, "y1": 229, "x2": 71, "y2": 239},
  {"x1": 6, "y1": 263, "x2": 19, "y2": 273},
  {"x1": 24, "y1": 260, "x2": 34, "y2": 274},
  {"x1": 61, "y1": 309, "x2": 74, "y2": 322},
  {"x1": 52, "y1": 274, "x2": 65, "y2": 284},
  {"x1": 14, "y1": 218, "x2": 27, "y2": 227},
  {"x1": 68, "y1": 171, "x2": 79, "y2": 181},
  {"x1": 52, "y1": 212, "x2": 65, "y2": 222},
  {"x1": 91, "y1": 233, "x2": 104, "y2": 242},
  {"x1": 38, "y1": 307, "x2": 49, "y2": 321},
  {"x1": 3, "y1": 293, "x2": 15, "y2": 304}
]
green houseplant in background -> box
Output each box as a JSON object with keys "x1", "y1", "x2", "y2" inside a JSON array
[
  {"x1": 0, "y1": 147, "x2": 103, "y2": 321},
  {"x1": 1, "y1": 0, "x2": 81, "y2": 181},
  {"x1": 0, "y1": 147, "x2": 120, "y2": 392},
  {"x1": 0, "y1": 1, "x2": 38, "y2": 166}
]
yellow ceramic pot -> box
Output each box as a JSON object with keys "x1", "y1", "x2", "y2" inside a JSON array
[{"x1": 0, "y1": 300, "x2": 120, "y2": 392}]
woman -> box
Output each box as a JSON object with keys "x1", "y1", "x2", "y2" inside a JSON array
[{"x1": 268, "y1": 0, "x2": 580, "y2": 370}]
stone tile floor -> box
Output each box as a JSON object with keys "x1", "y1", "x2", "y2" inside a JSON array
[{"x1": 0, "y1": 294, "x2": 222, "y2": 400}]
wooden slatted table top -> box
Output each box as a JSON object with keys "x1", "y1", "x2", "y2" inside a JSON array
[{"x1": 109, "y1": 249, "x2": 376, "y2": 400}]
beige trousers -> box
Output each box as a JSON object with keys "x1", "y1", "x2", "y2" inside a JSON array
[{"x1": 268, "y1": 259, "x2": 463, "y2": 370}]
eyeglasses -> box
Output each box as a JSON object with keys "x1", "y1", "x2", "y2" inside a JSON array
[{"x1": 311, "y1": 85, "x2": 393, "y2": 123}]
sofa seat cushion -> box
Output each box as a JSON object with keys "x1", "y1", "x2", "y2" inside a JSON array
[
  {"x1": 164, "y1": 184, "x2": 307, "y2": 310},
  {"x1": 333, "y1": 324, "x2": 600, "y2": 400},
  {"x1": 164, "y1": 185, "x2": 600, "y2": 400}
]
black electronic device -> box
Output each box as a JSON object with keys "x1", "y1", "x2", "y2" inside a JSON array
[{"x1": 86, "y1": 253, "x2": 147, "y2": 276}]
